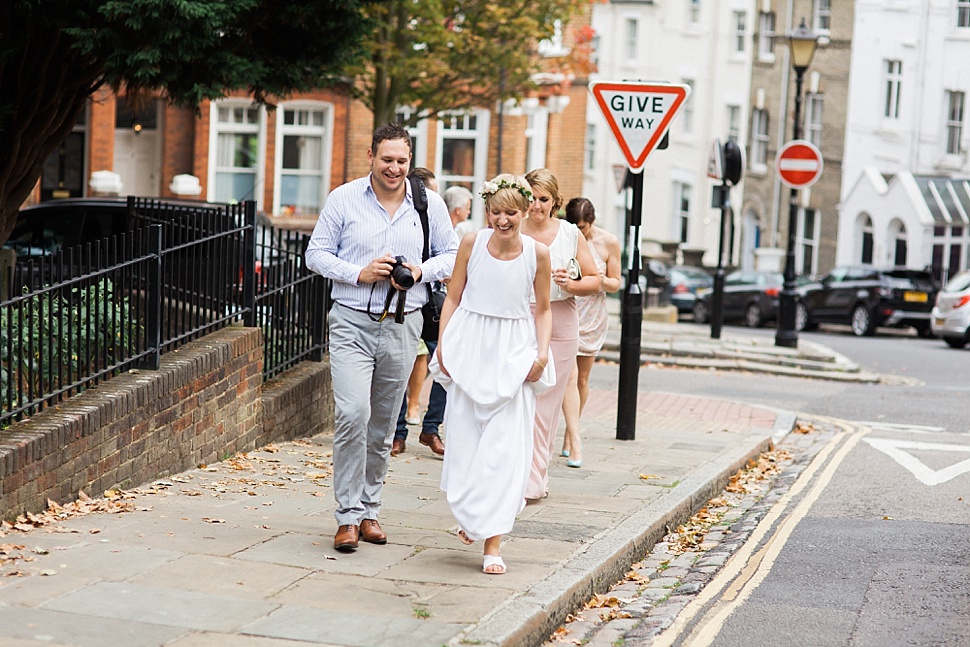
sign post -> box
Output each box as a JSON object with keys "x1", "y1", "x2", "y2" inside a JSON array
[
  {"x1": 775, "y1": 139, "x2": 823, "y2": 348},
  {"x1": 590, "y1": 81, "x2": 690, "y2": 441}
]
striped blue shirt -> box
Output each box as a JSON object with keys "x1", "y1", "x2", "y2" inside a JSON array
[{"x1": 305, "y1": 174, "x2": 458, "y2": 313}]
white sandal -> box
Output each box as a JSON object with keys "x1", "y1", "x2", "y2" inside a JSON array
[
  {"x1": 482, "y1": 554, "x2": 506, "y2": 575},
  {"x1": 457, "y1": 528, "x2": 474, "y2": 545}
]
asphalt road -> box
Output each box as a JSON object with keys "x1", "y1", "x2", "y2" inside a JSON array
[{"x1": 620, "y1": 323, "x2": 970, "y2": 646}]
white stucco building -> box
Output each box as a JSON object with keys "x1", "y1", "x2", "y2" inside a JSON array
[
  {"x1": 584, "y1": 0, "x2": 755, "y2": 268},
  {"x1": 840, "y1": 0, "x2": 970, "y2": 280}
]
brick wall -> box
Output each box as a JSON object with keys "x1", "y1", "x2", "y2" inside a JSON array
[{"x1": 0, "y1": 328, "x2": 333, "y2": 520}]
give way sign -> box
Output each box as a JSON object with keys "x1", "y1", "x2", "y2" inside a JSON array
[
  {"x1": 776, "y1": 139, "x2": 823, "y2": 188},
  {"x1": 590, "y1": 82, "x2": 691, "y2": 171}
]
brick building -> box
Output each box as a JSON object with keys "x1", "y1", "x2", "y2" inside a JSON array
[{"x1": 33, "y1": 29, "x2": 591, "y2": 230}]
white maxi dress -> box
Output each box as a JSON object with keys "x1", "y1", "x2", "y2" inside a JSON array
[{"x1": 430, "y1": 229, "x2": 555, "y2": 540}]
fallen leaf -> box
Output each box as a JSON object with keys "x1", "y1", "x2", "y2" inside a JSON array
[
  {"x1": 639, "y1": 473, "x2": 661, "y2": 481},
  {"x1": 201, "y1": 518, "x2": 226, "y2": 524}
]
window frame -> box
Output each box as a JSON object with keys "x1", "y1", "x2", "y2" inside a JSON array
[
  {"x1": 434, "y1": 109, "x2": 490, "y2": 224},
  {"x1": 273, "y1": 101, "x2": 333, "y2": 217},
  {"x1": 689, "y1": 0, "x2": 701, "y2": 25},
  {"x1": 624, "y1": 17, "x2": 639, "y2": 61},
  {"x1": 797, "y1": 207, "x2": 820, "y2": 275},
  {"x1": 945, "y1": 90, "x2": 965, "y2": 156},
  {"x1": 813, "y1": 0, "x2": 831, "y2": 34},
  {"x1": 208, "y1": 99, "x2": 266, "y2": 210},
  {"x1": 884, "y1": 59, "x2": 903, "y2": 119},
  {"x1": 958, "y1": 0, "x2": 970, "y2": 28},
  {"x1": 750, "y1": 108, "x2": 769, "y2": 171},
  {"x1": 804, "y1": 93, "x2": 824, "y2": 149},
  {"x1": 672, "y1": 181, "x2": 693, "y2": 244},
  {"x1": 758, "y1": 11, "x2": 776, "y2": 62},
  {"x1": 734, "y1": 11, "x2": 747, "y2": 53}
]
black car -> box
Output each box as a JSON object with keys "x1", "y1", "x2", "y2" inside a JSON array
[
  {"x1": 798, "y1": 265, "x2": 939, "y2": 337},
  {"x1": 667, "y1": 265, "x2": 714, "y2": 315},
  {"x1": 692, "y1": 270, "x2": 784, "y2": 327},
  {"x1": 6, "y1": 196, "x2": 283, "y2": 272}
]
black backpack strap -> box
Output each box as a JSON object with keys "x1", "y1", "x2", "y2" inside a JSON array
[
  {"x1": 410, "y1": 175, "x2": 431, "y2": 262},
  {"x1": 409, "y1": 174, "x2": 436, "y2": 301}
]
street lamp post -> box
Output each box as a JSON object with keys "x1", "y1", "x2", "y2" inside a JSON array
[{"x1": 775, "y1": 18, "x2": 818, "y2": 349}]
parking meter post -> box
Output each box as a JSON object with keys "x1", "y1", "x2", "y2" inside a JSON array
[{"x1": 617, "y1": 170, "x2": 644, "y2": 441}]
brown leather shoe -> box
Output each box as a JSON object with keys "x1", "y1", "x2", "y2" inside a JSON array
[
  {"x1": 359, "y1": 519, "x2": 387, "y2": 544},
  {"x1": 419, "y1": 432, "x2": 445, "y2": 456},
  {"x1": 334, "y1": 524, "x2": 359, "y2": 552},
  {"x1": 391, "y1": 438, "x2": 406, "y2": 456}
]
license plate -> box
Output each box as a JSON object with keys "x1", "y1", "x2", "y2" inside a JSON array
[{"x1": 904, "y1": 291, "x2": 927, "y2": 303}]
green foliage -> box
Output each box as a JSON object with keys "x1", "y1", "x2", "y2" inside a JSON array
[
  {"x1": 0, "y1": 279, "x2": 140, "y2": 418},
  {"x1": 351, "y1": 0, "x2": 589, "y2": 127},
  {"x1": 0, "y1": 0, "x2": 369, "y2": 242}
]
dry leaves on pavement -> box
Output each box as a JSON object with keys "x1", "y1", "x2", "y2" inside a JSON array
[{"x1": 667, "y1": 447, "x2": 792, "y2": 555}]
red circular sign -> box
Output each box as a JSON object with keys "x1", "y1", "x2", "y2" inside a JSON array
[{"x1": 776, "y1": 140, "x2": 823, "y2": 188}]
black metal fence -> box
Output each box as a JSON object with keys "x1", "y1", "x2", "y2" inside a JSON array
[{"x1": 1, "y1": 198, "x2": 328, "y2": 424}]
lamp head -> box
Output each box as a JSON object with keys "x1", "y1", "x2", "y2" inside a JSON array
[{"x1": 789, "y1": 18, "x2": 818, "y2": 73}]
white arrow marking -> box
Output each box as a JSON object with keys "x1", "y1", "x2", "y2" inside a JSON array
[{"x1": 863, "y1": 438, "x2": 970, "y2": 486}]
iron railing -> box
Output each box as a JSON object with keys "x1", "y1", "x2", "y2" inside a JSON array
[{"x1": 1, "y1": 199, "x2": 328, "y2": 424}]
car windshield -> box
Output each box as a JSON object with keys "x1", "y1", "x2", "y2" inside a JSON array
[{"x1": 943, "y1": 271, "x2": 970, "y2": 293}]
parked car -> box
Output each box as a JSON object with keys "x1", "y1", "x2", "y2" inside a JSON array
[
  {"x1": 931, "y1": 270, "x2": 970, "y2": 348},
  {"x1": 5, "y1": 196, "x2": 282, "y2": 277},
  {"x1": 692, "y1": 270, "x2": 784, "y2": 327},
  {"x1": 667, "y1": 265, "x2": 714, "y2": 315},
  {"x1": 798, "y1": 265, "x2": 938, "y2": 337}
]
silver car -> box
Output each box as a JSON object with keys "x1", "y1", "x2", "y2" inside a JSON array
[{"x1": 931, "y1": 271, "x2": 970, "y2": 348}]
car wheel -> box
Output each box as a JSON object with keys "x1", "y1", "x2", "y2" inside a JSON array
[
  {"x1": 850, "y1": 304, "x2": 875, "y2": 336},
  {"x1": 915, "y1": 323, "x2": 935, "y2": 339},
  {"x1": 795, "y1": 302, "x2": 808, "y2": 332},
  {"x1": 744, "y1": 303, "x2": 763, "y2": 328},
  {"x1": 944, "y1": 333, "x2": 969, "y2": 349},
  {"x1": 693, "y1": 300, "x2": 709, "y2": 324}
]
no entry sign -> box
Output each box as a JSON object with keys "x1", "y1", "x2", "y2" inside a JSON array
[{"x1": 776, "y1": 140, "x2": 823, "y2": 188}]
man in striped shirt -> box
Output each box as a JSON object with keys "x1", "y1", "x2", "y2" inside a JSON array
[{"x1": 306, "y1": 123, "x2": 458, "y2": 552}]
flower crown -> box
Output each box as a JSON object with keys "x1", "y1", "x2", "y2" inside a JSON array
[{"x1": 479, "y1": 179, "x2": 533, "y2": 203}]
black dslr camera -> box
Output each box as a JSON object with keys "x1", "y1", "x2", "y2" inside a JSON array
[{"x1": 389, "y1": 255, "x2": 415, "y2": 289}]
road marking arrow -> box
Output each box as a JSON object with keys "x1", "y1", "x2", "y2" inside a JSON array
[{"x1": 863, "y1": 438, "x2": 970, "y2": 486}]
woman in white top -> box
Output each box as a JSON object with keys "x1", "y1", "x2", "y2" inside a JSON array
[
  {"x1": 430, "y1": 174, "x2": 554, "y2": 574},
  {"x1": 521, "y1": 169, "x2": 601, "y2": 500}
]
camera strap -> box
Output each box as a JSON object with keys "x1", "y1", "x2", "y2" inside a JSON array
[{"x1": 366, "y1": 282, "x2": 403, "y2": 322}]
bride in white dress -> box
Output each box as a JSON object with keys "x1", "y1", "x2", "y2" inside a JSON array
[{"x1": 429, "y1": 173, "x2": 554, "y2": 575}]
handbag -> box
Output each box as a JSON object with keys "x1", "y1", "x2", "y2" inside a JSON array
[
  {"x1": 566, "y1": 257, "x2": 583, "y2": 280},
  {"x1": 412, "y1": 175, "x2": 447, "y2": 343},
  {"x1": 421, "y1": 283, "x2": 447, "y2": 342}
]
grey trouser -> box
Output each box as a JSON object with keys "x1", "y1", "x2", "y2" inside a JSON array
[{"x1": 329, "y1": 303, "x2": 422, "y2": 526}]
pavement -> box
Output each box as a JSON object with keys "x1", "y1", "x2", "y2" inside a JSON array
[{"x1": 0, "y1": 307, "x2": 866, "y2": 647}]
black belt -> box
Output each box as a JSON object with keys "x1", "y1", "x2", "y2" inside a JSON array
[{"x1": 339, "y1": 303, "x2": 418, "y2": 316}]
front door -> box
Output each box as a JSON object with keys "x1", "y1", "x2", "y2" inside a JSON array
[{"x1": 114, "y1": 100, "x2": 161, "y2": 197}]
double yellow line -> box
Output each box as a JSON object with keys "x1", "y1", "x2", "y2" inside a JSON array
[{"x1": 653, "y1": 417, "x2": 869, "y2": 647}]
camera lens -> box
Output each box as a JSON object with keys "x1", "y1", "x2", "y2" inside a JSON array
[{"x1": 391, "y1": 255, "x2": 414, "y2": 289}]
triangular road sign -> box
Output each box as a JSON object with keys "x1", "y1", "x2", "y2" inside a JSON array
[
  {"x1": 590, "y1": 82, "x2": 691, "y2": 170},
  {"x1": 864, "y1": 438, "x2": 970, "y2": 486}
]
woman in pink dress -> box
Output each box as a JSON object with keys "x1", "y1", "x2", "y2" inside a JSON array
[
  {"x1": 560, "y1": 198, "x2": 621, "y2": 467},
  {"x1": 521, "y1": 169, "x2": 601, "y2": 500}
]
